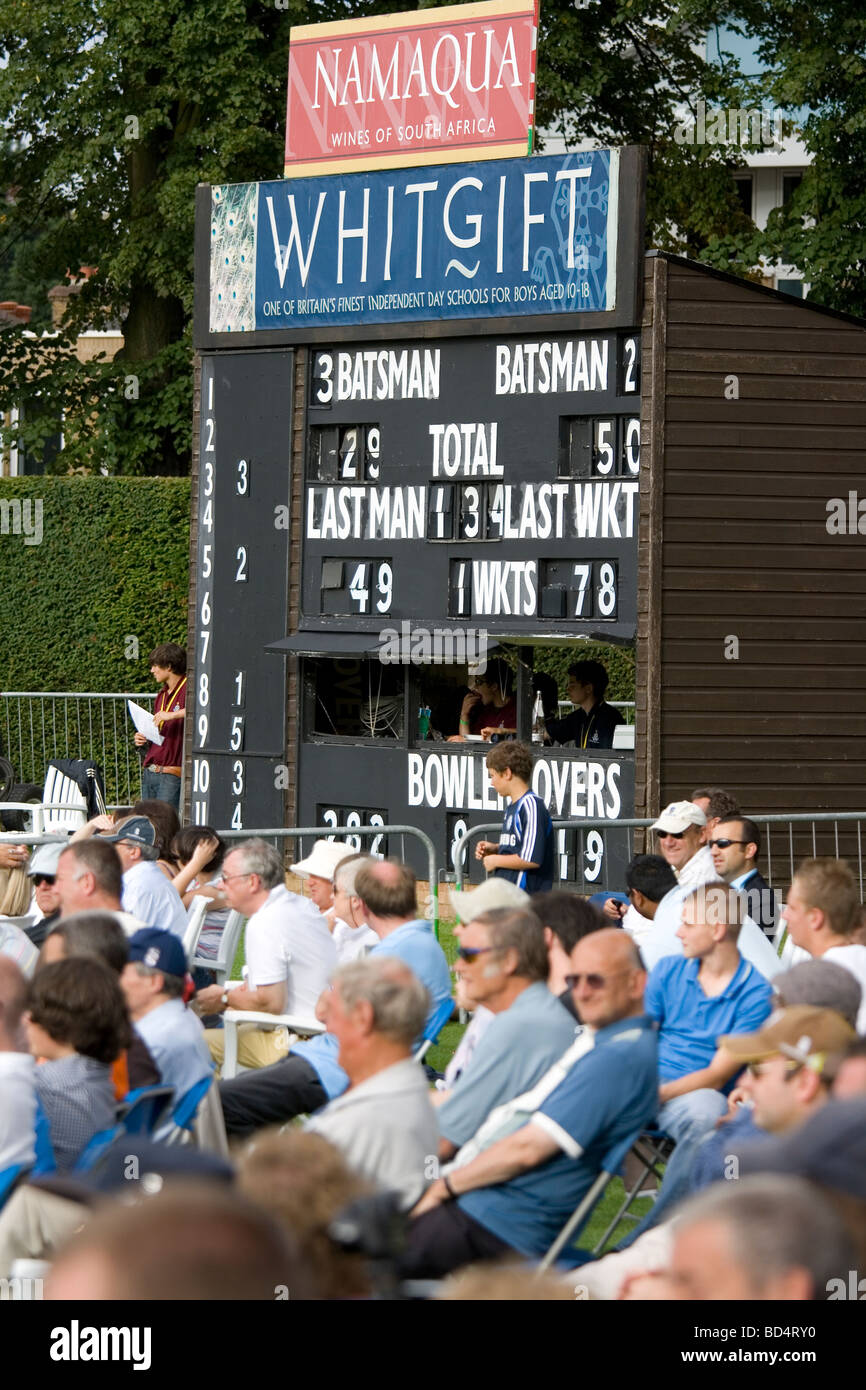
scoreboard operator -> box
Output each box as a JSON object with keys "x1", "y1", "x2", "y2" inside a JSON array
[{"x1": 134, "y1": 643, "x2": 187, "y2": 810}]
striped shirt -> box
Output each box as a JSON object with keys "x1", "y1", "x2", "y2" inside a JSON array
[{"x1": 492, "y1": 790, "x2": 554, "y2": 893}]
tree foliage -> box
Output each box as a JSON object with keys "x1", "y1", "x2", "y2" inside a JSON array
[
  {"x1": 690, "y1": 1, "x2": 866, "y2": 316},
  {"x1": 0, "y1": 0, "x2": 324, "y2": 472},
  {"x1": 2, "y1": 0, "x2": 857, "y2": 476}
]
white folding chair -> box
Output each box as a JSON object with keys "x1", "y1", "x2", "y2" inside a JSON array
[
  {"x1": 0, "y1": 760, "x2": 106, "y2": 838},
  {"x1": 183, "y1": 895, "x2": 210, "y2": 961},
  {"x1": 220, "y1": 1008, "x2": 326, "y2": 1080},
  {"x1": 191, "y1": 909, "x2": 245, "y2": 986}
]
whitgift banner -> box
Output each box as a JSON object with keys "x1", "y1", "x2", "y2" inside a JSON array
[{"x1": 209, "y1": 149, "x2": 619, "y2": 332}]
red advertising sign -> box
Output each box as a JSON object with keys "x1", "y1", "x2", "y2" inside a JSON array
[{"x1": 285, "y1": 0, "x2": 538, "y2": 178}]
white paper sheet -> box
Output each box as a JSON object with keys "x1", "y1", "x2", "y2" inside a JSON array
[{"x1": 128, "y1": 700, "x2": 164, "y2": 746}]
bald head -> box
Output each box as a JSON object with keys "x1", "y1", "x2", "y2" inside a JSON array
[
  {"x1": 568, "y1": 926, "x2": 646, "y2": 1030},
  {"x1": 354, "y1": 859, "x2": 417, "y2": 926},
  {"x1": 0, "y1": 955, "x2": 29, "y2": 1050}
]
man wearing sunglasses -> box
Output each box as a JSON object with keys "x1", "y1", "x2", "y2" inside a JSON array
[
  {"x1": 435, "y1": 908, "x2": 577, "y2": 1165},
  {"x1": 402, "y1": 929, "x2": 657, "y2": 1276},
  {"x1": 709, "y1": 815, "x2": 778, "y2": 938},
  {"x1": 651, "y1": 800, "x2": 715, "y2": 889},
  {"x1": 24, "y1": 842, "x2": 64, "y2": 949},
  {"x1": 644, "y1": 804, "x2": 782, "y2": 982}
]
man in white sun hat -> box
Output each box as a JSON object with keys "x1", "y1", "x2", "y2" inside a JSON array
[
  {"x1": 290, "y1": 839, "x2": 356, "y2": 916},
  {"x1": 290, "y1": 840, "x2": 374, "y2": 963}
]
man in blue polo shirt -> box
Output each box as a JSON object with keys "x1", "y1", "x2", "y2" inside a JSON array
[
  {"x1": 402, "y1": 929, "x2": 658, "y2": 1276},
  {"x1": 626, "y1": 881, "x2": 773, "y2": 1239},
  {"x1": 218, "y1": 859, "x2": 451, "y2": 1136}
]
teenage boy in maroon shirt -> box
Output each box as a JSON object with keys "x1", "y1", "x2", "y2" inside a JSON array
[{"x1": 135, "y1": 643, "x2": 187, "y2": 809}]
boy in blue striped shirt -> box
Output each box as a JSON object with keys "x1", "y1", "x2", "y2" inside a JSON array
[{"x1": 475, "y1": 742, "x2": 554, "y2": 894}]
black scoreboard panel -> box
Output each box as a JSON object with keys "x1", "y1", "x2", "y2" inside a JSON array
[
  {"x1": 298, "y1": 735, "x2": 635, "y2": 893},
  {"x1": 190, "y1": 352, "x2": 292, "y2": 831},
  {"x1": 301, "y1": 332, "x2": 640, "y2": 640}
]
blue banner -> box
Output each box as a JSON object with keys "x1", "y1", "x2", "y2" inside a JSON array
[{"x1": 209, "y1": 150, "x2": 618, "y2": 333}]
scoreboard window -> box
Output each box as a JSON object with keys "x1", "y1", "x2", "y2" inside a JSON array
[{"x1": 305, "y1": 658, "x2": 405, "y2": 740}]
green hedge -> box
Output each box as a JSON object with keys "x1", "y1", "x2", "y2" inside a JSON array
[
  {"x1": 0, "y1": 478, "x2": 189, "y2": 797},
  {"x1": 534, "y1": 643, "x2": 636, "y2": 707},
  {"x1": 0, "y1": 477, "x2": 189, "y2": 689}
]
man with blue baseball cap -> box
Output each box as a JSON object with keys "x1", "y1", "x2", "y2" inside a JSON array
[
  {"x1": 121, "y1": 928, "x2": 212, "y2": 1101},
  {"x1": 102, "y1": 816, "x2": 187, "y2": 940}
]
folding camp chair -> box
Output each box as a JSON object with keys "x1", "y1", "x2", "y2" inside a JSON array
[
  {"x1": 162, "y1": 1074, "x2": 215, "y2": 1146},
  {"x1": 118, "y1": 1084, "x2": 176, "y2": 1136},
  {"x1": 585, "y1": 1128, "x2": 676, "y2": 1254},
  {"x1": 414, "y1": 996, "x2": 455, "y2": 1063},
  {"x1": 538, "y1": 1126, "x2": 645, "y2": 1272},
  {"x1": 0, "y1": 1164, "x2": 26, "y2": 1211}
]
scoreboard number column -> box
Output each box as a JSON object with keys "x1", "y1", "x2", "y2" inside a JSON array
[
  {"x1": 193, "y1": 361, "x2": 216, "y2": 826},
  {"x1": 228, "y1": 452, "x2": 249, "y2": 829}
]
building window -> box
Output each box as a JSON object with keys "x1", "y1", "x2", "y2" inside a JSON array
[
  {"x1": 782, "y1": 173, "x2": 803, "y2": 205},
  {"x1": 733, "y1": 176, "x2": 753, "y2": 219},
  {"x1": 776, "y1": 279, "x2": 805, "y2": 298}
]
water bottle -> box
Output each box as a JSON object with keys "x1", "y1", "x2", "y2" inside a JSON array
[{"x1": 531, "y1": 691, "x2": 545, "y2": 743}]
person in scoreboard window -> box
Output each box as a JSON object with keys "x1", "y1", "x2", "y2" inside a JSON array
[
  {"x1": 449, "y1": 659, "x2": 517, "y2": 742},
  {"x1": 475, "y1": 742, "x2": 554, "y2": 894},
  {"x1": 134, "y1": 643, "x2": 187, "y2": 810},
  {"x1": 543, "y1": 660, "x2": 624, "y2": 749}
]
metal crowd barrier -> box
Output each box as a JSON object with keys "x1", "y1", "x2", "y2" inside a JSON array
[
  {"x1": 0, "y1": 819, "x2": 442, "y2": 939},
  {"x1": 218, "y1": 824, "x2": 441, "y2": 939},
  {"x1": 0, "y1": 690, "x2": 153, "y2": 807},
  {"x1": 453, "y1": 812, "x2": 866, "y2": 899}
]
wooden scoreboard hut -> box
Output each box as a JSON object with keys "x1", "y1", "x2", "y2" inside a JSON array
[{"x1": 188, "y1": 146, "x2": 866, "y2": 889}]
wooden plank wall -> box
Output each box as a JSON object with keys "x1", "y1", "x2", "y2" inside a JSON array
[{"x1": 637, "y1": 253, "x2": 866, "y2": 828}]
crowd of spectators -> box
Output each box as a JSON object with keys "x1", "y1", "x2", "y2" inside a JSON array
[{"x1": 0, "y1": 781, "x2": 864, "y2": 1302}]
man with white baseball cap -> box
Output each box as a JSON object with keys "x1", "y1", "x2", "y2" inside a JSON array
[
  {"x1": 24, "y1": 841, "x2": 65, "y2": 948},
  {"x1": 450, "y1": 877, "x2": 530, "y2": 927},
  {"x1": 651, "y1": 801, "x2": 714, "y2": 890},
  {"x1": 645, "y1": 802, "x2": 781, "y2": 980},
  {"x1": 437, "y1": 879, "x2": 533, "y2": 1094}
]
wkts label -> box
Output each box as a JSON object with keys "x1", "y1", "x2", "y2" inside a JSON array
[{"x1": 285, "y1": 0, "x2": 538, "y2": 177}]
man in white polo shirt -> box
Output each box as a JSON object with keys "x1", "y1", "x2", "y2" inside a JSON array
[
  {"x1": 101, "y1": 816, "x2": 187, "y2": 940},
  {"x1": 196, "y1": 838, "x2": 336, "y2": 1071}
]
